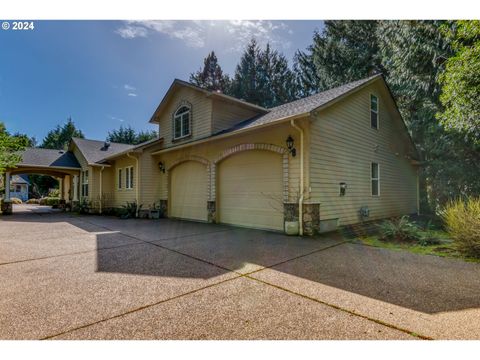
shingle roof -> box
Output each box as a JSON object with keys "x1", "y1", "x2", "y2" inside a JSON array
[
  {"x1": 11, "y1": 175, "x2": 29, "y2": 184},
  {"x1": 216, "y1": 74, "x2": 382, "y2": 134},
  {"x1": 17, "y1": 148, "x2": 81, "y2": 169},
  {"x1": 72, "y1": 138, "x2": 135, "y2": 165}
]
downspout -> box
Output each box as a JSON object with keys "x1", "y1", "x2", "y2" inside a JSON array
[
  {"x1": 290, "y1": 119, "x2": 304, "y2": 236},
  {"x1": 99, "y1": 166, "x2": 105, "y2": 214},
  {"x1": 126, "y1": 152, "x2": 140, "y2": 217}
]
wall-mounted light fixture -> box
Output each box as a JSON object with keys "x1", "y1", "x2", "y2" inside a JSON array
[
  {"x1": 286, "y1": 135, "x2": 296, "y2": 157},
  {"x1": 158, "y1": 161, "x2": 166, "y2": 173},
  {"x1": 339, "y1": 182, "x2": 347, "y2": 196}
]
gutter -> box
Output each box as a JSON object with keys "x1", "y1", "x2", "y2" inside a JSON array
[
  {"x1": 290, "y1": 119, "x2": 304, "y2": 236},
  {"x1": 126, "y1": 152, "x2": 140, "y2": 217},
  {"x1": 99, "y1": 166, "x2": 105, "y2": 214}
]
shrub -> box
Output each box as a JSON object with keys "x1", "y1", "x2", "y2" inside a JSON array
[
  {"x1": 26, "y1": 198, "x2": 40, "y2": 204},
  {"x1": 39, "y1": 197, "x2": 60, "y2": 206},
  {"x1": 378, "y1": 216, "x2": 421, "y2": 242},
  {"x1": 120, "y1": 201, "x2": 142, "y2": 219},
  {"x1": 10, "y1": 197, "x2": 23, "y2": 204},
  {"x1": 441, "y1": 197, "x2": 480, "y2": 257},
  {"x1": 75, "y1": 199, "x2": 90, "y2": 214},
  {"x1": 48, "y1": 188, "x2": 60, "y2": 197}
]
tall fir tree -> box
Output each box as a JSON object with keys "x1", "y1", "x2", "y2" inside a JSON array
[
  {"x1": 107, "y1": 125, "x2": 157, "y2": 145},
  {"x1": 294, "y1": 20, "x2": 383, "y2": 96},
  {"x1": 189, "y1": 51, "x2": 230, "y2": 92},
  {"x1": 230, "y1": 39, "x2": 297, "y2": 108},
  {"x1": 41, "y1": 117, "x2": 84, "y2": 150}
]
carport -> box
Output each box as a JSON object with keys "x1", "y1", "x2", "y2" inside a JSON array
[{"x1": 1, "y1": 148, "x2": 81, "y2": 214}]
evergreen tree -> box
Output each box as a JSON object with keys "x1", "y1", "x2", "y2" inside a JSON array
[
  {"x1": 438, "y1": 20, "x2": 480, "y2": 144},
  {"x1": 189, "y1": 51, "x2": 230, "y2": 92},
  {"x1": 41, "y1": 117, "x2": 84, "y2": 150},
  {"x1": 230, "y1": 39, "x2": 297, "y2": 107},
  {"x1": 107, "y1": 125, "x2": 157, "y2": 145},
  {"x1": 294, "y1": 21, "x2": 383, "y2": 96}
]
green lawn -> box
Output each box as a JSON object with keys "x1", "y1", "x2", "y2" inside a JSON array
[{"x1": 354, "y1": 230, "x2": 480, "y2": 263}]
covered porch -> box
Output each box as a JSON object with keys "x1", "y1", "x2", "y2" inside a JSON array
[{"x1": 1, "y1": 148, "x2": 82, "y2": 215}]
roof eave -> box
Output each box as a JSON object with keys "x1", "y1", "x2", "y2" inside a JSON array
[{"x1": 150, "y1": 112, "x2": 310, "y2": 156}]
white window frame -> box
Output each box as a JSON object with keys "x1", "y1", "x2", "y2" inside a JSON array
[
  {"x1": 82, "y1": 170, "x2": 89, "y2": 197},
  {"x1": 173, "y1": 105, "x2": 191, "y2": 140},
  {"x1": 371, "y1": 162, "x2": 380, "y2": 196},
  {"x1": 125, "y1": 166, "x2": 134, "y2": 190},
  {"x1": 370, "y1": 94, "x2": 379, "y2": 130},
  {"x1": 118, "y1": 168, "x2": 122, "y2": 190}
]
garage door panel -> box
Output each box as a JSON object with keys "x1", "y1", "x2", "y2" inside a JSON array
[
  {"x1": 170, "y1": 161, "x2": 208, "y2": 221},
  {"x1": 218, "y1": 150, "x2": 284, "y2": 231}
]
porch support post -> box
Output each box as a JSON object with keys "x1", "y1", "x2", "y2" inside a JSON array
[
  {"x1": 5, "y1": 172, "x2": 11, "y2": 201},
  {"x1": 73, "y1": 174, "x2": 79, "y2": 202},
  {"x1": 59, "y1": 177, "x2": 64, "y2": 200}
]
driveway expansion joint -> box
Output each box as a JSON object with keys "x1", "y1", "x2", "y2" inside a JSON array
[{"x1": 39, "y1": 216, "x2": 424, "y2": 340}]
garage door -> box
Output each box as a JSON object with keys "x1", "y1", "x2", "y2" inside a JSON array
[
  {"x1": 170, "y1": 161, "x2": 208, "y2": 221},
  {"x1": 218, "y1": 150, "x2": 284, "y2": 231}
]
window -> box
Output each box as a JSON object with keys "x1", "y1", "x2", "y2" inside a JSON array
[
  {"x1": 173, "y1": 106, "x2": 191, "y2": 139},
  {"x1": 125, "y1": 166, "x2": 134, "y2": 189},
  {"x1": 371, "y1": 162, "x2": 380, "y2": 196},
  {"x1": 82, "y1": 170, "x2": 89, "y2": 197},
  {"x1": 370, "y1": 94, "x2": 378, "y2": 129},
  {"x1": 15, "y1": 185, "x2": 22, "y2": 192},
  {"x1": 118, "y1": 168, "x2": 122, "y2": 189}
]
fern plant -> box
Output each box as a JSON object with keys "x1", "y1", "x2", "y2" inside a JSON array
[{"x1": 378, "y1": 216, "x2": 421, "y2": 242}]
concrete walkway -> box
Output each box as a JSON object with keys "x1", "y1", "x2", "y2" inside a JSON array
[{"x1": 1, "y1": 204, "x2": 479, "y2": 339}]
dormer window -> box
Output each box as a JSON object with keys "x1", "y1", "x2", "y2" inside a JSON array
[{"x1": 173, "y1": 105, "x2": 191, "y2": 140}]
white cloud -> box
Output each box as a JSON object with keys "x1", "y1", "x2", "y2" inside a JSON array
[
  {"x1": 115, "y1": 20, "x2": 293, "y2": 52},
  {"x1": 124, "y1": 84, "x2": 136, "y2": 91},
  {"x1": 108, "y1": 115, "x2": 125, "y2": 122},
  {"x1": 116, "y1": 26, "x2": 148, "y2": 39},
  {"x1": 127, "y1": 93, "x2": 137, "y2": 97}
]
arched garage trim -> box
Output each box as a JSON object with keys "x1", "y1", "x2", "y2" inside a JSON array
[
  {"x1": 166, "y1": 155, "x2": 211, "y2": 200},
  {"x1": 211, "y1": 143, "x2": 289, "y2": 202}
]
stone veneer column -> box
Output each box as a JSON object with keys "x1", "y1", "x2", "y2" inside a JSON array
[
  {"x1": 159, "y1": 199, "x2": 168, "y2": 218},
  {"x1": 283, "y1": 202, "x2": 320, "y2": 236},
  {"x1": 207, "y1": 201, "x2": 216, "y2": 223},
  {"x1": 1, "y1": 172, "x2": 12, "y2": 215}
]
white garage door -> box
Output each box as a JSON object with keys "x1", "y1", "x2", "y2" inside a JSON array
[
  {"x1": 218, "y1": 150, "x2": 284, "y2": 231},
  {"x1": 170, "y1": 161, "x2": 208, "y2": 221}
]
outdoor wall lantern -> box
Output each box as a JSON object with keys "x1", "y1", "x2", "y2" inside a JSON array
[
  {"x1": 158, "y1": 161, "x2": 166, "y2": 173},
  {"x1": 286, "y1": 135, "x2": 296, "y2": 157},
  {"x1": 339, "y1": 182, "x2": 347, "y2": 196}
]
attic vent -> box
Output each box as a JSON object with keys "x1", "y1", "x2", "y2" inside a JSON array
[
  {"x1": 58, "y1": 150, "x2": 65, "y2": 154},
  {"x1": 103, "y1": 141, "x2": 111, "y2": 150}
]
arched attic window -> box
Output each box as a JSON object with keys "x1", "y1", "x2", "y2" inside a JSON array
[{"x1": 173, "y1": 105, "x2": 191, "y2": 140}]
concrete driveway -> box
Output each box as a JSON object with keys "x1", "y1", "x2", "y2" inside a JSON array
[{"x1": 1, "y1": 204, "x2": 480, "y2": 340}]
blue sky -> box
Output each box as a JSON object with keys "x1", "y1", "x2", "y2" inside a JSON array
[{"x1": 0, "y1": 20, "x2": 323, "y2": 143}]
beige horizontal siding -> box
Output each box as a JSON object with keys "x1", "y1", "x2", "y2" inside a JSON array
[
  {"x1": 157, "y1": 87, "x2": 212, "y2": 148},
  {"x1": 111, "y1": 156, "x2": 137, "y2": 208},
  {"x1": 309, "y1": 82, "x2": 417, "y2": 226},
  {"x1": 212, "y1": 99, "x2": 261, "y2": 133}
]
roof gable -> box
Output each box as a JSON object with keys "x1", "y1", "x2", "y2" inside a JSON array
[{"x1": 149, "y1": 79, "x2": 267, "y2": 124}]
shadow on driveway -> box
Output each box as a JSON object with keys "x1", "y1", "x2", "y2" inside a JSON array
[{"x1": 3, "y1": 206, "x2": 480, "y2": 315}]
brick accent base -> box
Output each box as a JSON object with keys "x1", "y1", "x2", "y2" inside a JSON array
[
  {"x1": 207, "y1": 201, "x2": 216, "y2": 223},
  {"x1": 1, "y1": 200, "x2": 12, "y2": 215},
  {"x1": 283, "y1": 202, "x2": 320, "y2": 236},
  {"x1": 159, "y1": 199, "x2": 168, "y2": 217}
]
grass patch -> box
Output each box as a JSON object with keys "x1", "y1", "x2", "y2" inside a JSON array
[{"x1": 356, "y1": 230, "x2": 480, "y2": 263}]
